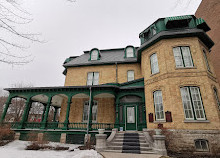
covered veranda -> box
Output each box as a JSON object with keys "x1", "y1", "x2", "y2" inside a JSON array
[{"x1": 0, "y1": 79, "x2": 146, "y2": 134}]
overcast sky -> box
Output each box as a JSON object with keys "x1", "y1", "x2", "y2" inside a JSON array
[{"x1": 0, "y1": 0, "x2": 202, "y2": 93}]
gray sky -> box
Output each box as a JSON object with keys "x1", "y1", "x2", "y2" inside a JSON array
[{"x1": 0, "y1": 0, "x2": 202, "y2": 91}]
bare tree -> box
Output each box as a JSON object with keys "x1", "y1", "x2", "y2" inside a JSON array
[
  {"x1": 0, "y1": 0, "x2": 42, "y2": 65},
  {"x1": 0, "y1": 96, "x2": 8, "y2": 119}
]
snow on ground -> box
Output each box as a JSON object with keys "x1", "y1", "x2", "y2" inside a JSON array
[{"x1": 0, "y1": 140, "x2": 103, "y2": 158}]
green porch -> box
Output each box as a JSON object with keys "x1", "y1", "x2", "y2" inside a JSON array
[{"x1": 0, "y1": 78, "x2": 146, "y2": 135}]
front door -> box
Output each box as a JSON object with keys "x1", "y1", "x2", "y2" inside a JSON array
[{"x1": 126, "y1": 106, "x2": 137, "y2": 130}]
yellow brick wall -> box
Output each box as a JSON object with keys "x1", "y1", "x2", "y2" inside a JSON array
[
  {"x1": 141, "y1": 37, "x2": 220, "y2": 130},
  {"x1": 64, "y1": 63, "x2": 143, "y2": 86},
  {"x1": 59, "y1": 97, "x2": 115, "y2": 123}
]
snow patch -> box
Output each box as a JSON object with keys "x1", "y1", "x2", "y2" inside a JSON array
[{"x1": 0, "y1": 140, "x2": 103, "y2": 158}]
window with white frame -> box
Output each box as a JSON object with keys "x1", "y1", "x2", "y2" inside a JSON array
[
  {"x1": 83, "y1": 100, "x2": 98, "y2": 122},
  {"x1": 126, "y1": 47, "x2": 134, "y2": 58},
  {"x1": 153, "y1": 90, "x2": 165, "y2": 120},
  {"x1": 173, "y1": 46, "x2": 193, "y2": 68},
  {"x1": 87, "y1": 72, "x2": 99, "y2": 85},
  {"x1": 180, "y1": 87, "x2": 206, "y2": 120},
  {"x1": 203, "y1": 50, "x2": 211, "y2": 72},
  {"x1": 195, "y1": 139, "x2": 209, "y2": 152},
  {"x1": 127, "y1": 70, "x2": 134, "y2": 82},
  {"x1": 150, "y1": 53, "x2": 159, "y2": 74},
  {"x1": 152, "y1": 27, "x2": 156, "y2": 35},
  {"x1": 91, "y1": 49, "x2": 99, "y2": 60},
  {"x1": 213, "y1": 88, "x2": 220, "y2": 110}
]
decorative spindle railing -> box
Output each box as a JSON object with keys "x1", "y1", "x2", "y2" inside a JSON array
[{"x1": 1, "y1": 122, "x2": 114, "y2": 131}]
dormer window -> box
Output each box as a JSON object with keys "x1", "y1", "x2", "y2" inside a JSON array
[
  {"x1": 165, "y1": 15, "x2": 192, "y2": 29},
  {"x1": 90, "y1": 48, "x2": 100, "y2": 61},
  {"x1": 125, "y1": 46, "x2": 135, "y2": 58}
]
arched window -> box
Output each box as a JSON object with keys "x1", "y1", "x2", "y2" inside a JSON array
[
  {"x1": 203, "y1": 50, "x2": 211, "y2": 72},
  {"x1": 150, "y1": 53, "x2": 159, "y2": 74},
  {"x1": 90, "y1": 49, "x2": 100, "y2": 60},
  {"x1": 125, "y1": 46, "x2": 135, "y2": 58},
  {"x1": 213, "y1": 87, "x2": 220, "y2": 110},
  {"x1": 180, "y1": 86, "x2": 206, "y2": 120},
  {"x1": 153, "y1": 90, "x2": 165, "y2": 120}
]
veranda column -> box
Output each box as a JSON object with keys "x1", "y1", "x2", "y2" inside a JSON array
[
  {"x1": 0, "y1": 96, "x2": 12, "y2": 122},
  {"x1": 88, "y1": 91, "x2": 94, "y2": 131},
  {"x1": 63, "y1": 96, "x2": 72, "y2": 130},
  {"x1": 53, "y1": 107, "x2": 58, "y2": 122},
  {"x1": 19, "y1": 97, "x2": 31, "y2": 129},
  {"x1": 41, "y1": 96, "x2": 52, "y2": 129},
  {"x1": 114, "y1": 98, "x2": 120, "y2": 129},
  {"x1": 41, "y1": 104, "x2": 46, "y2": 122}
]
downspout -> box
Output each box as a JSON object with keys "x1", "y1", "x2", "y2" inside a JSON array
[
  {"x1": 115, "y1": 62, "x2": 118, "y2": 83},
  {"x1": 86, "y1": 86, "x2": 92, "y2": 135}
]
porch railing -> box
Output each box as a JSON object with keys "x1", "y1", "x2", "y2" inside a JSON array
[
  {"x1": 1, "y1": 122, "x2": 114, "y2": 131},
  {"x1": 68, "y1": 122, "x2": 87, "y2": 130},
  {"x1": 92, "y1": 123, "x2": 114, "y2": 130},
  {"x1": 24, "y1": 122, "x2": 41, "y2": 129}
]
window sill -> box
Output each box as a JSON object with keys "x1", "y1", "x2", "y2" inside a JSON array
[
  {"x1": 154, "y1": 120, "x2": 166, "y2": 123},
  {"x1": 175, "y1": 66, "x2": 197, "y2": 70},
  {"x1": 184, "y1": 120, "x2": 210, "y2": 123},
  {"x1": 150, "y1": 72, "x2": 160, "y2": 77}
]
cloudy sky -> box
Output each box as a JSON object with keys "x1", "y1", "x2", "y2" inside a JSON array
[{"x1": 0, "y1": 0, "x2": 202, "y2": 93}]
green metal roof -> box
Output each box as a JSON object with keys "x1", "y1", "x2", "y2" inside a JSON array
[
  {"x1": 164, "y1": 15, "x2": 193, "y2": 25},
  {"x1": 196, "y1": 18, "x2": 210, "y2": 32}
]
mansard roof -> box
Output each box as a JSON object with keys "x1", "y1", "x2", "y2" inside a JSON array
[{"x1": 63, "y1": 47, "x2": 139, "y2": 68}]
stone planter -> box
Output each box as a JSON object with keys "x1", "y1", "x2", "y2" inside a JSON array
[{"x1": 98, "y1": 129, "x2": 105, "y2": 134}]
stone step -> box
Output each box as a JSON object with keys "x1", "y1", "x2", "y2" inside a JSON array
[
  {"x1": 122, "y1": 150, "x2": 140, "y2": 154},
  {"x1": 113, "y1": 138, "x2": 146, "y2": 143},
  {"x1": 115, "y1": 136, "x2": 145, "y2": 139},
  {"x1": 108, "y1": 146, "x2": 152, "y2": 151},
  {"x1": 109, "y1": 142, "x2": 149, "y2": 147},
  {"x1": 104, "y1": 149, "x2": 156, "y2": 154}
]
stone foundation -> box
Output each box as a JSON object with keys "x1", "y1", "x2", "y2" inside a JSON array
[
  {"x1": 155, "y1": 129, "x2": 220, "y2": 156},
  {"x1": 60, "y1": 133, "x2": 67, "y2": 143},
  {"x1": 14, "y1": 132, "x2": 20, "y2": 140}
]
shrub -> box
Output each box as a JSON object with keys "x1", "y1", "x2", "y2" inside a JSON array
[{"x1": 0, "y1": 124, "x2": 15, "y2": 141}]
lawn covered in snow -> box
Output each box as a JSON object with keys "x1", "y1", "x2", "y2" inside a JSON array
[{"x1": 0, "y1": 140, "x2": 103, "y2": 158}]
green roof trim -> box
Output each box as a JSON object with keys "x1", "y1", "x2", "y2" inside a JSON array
[
  {"x1": 164, "y1": 15, "x2": 193, "y2": 25},
  {"x1": 196, "y1": 18, "x2": 210, "y2": 32}
]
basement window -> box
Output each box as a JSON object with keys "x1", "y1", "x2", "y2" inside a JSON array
[{"x1": 194, "y1": 139, "x2": 209, "y2": 152}]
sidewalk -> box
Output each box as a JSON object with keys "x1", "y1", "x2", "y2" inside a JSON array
[{"x1": 100, "y1": 152, "x2": 163, "y2": 158}]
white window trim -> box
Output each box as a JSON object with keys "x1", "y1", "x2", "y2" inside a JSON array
[
  {"x1": 125, "y1": 46, "x2": 135, "y2": 58},
  {"x1": 127, "y1": 70, "x2": 135, "y2": 82},
  {"x1": 153, "y1": 90, "x2": 165, "y2": 121},
  {"x1": 150, "y1": 53, "x2": 159, "y2": 74},
  {"x1": 82, "y1": 100, "x2": 98, "y2": 123},
  {"x1": 203, "y1": 50, "x2": 211, "y2": 72},
  {"x1": 180, "y1": 87, "x2": 194, "y2": 120},
  {"x1": 87, "y1": 72, "x2": 99, "y2": 85},
  {"x1": 173, "y1": 46, "x2": 194, "y2": 68},
  {"x1": 90, "y1": 49, "x2": 99, "y2": 61},
  {"x1": 180, "y1": 87, "x2": 206, "y2": 121}
]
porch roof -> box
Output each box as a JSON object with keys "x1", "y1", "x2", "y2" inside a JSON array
[{"x1": 4, "y1": 78, "x2": 144, "y2": 93}]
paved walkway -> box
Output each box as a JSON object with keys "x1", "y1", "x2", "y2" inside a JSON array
[{"x1": 100, "y1": 152, "x2": 163, "y2": 158}]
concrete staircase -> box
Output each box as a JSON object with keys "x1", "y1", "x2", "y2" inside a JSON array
[{"x1": 105, "y1": 131, "x2": 155, "y2": 154}]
